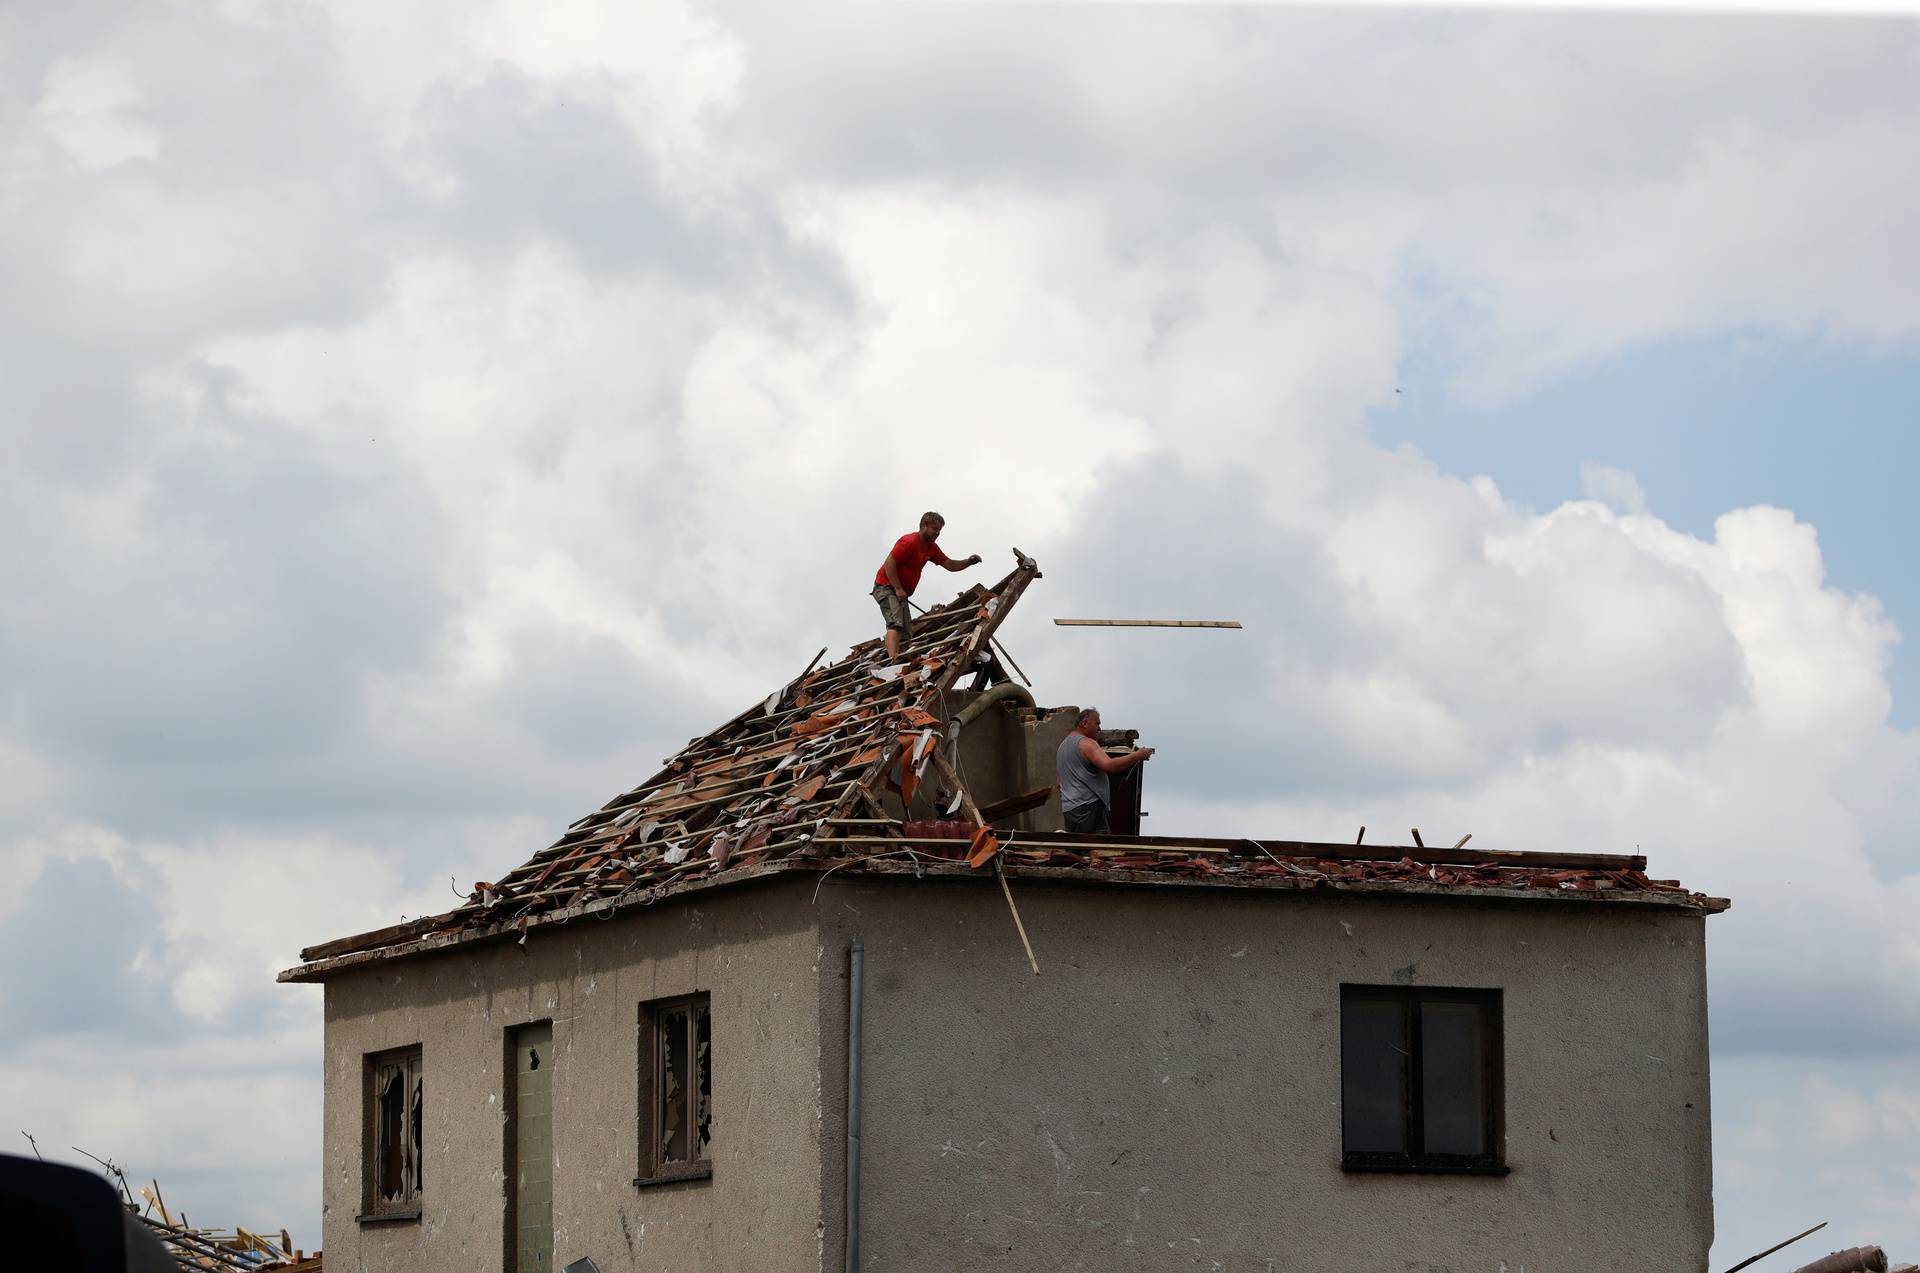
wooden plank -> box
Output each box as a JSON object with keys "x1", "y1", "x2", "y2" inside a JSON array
[
  {"x1": 996, "y1": 858, "x2": 1040, "y2": 975},
  {"x1": 300, "y1": 914, "x2": 447, "y2": 963},
  {"x1": 927, "y1": 750, "x2": 986, "y2": 826},
  {"x1": 827, "y1": 829, "x2": 1644, "y2": 872},
  {"x1": 828, "y1": 835, "x2": 1230, "y2": 854},
  {"x1": 1239, "y1": 838, "x2": 1644, "y2": 872},
  {"x1": 911, "y1": 595, "x2": 1032, "y2": 687},
  {"x1": 978, "y1": 784, "x2": 1054, "y2": 822},
  {"x1": 1092, "y1": 831, "x2": 1642, "y2": 872},
  {"x1": 832, "y1": 556, "x2": 1044, "y2": 854},
  {"x1": 1053, "y1": 618, "x2": 1242, "y2": 629}
]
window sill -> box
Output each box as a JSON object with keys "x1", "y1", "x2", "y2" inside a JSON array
[
  {"x1": 1341, "y1": 1159, "x2": 1510, "y2": 1177},
  {"x1": 355, "y1": 1208, "x2": 422, "y2": 1225},
  {"x1": 632, "y1": 1165, "x2": 713, "y2": 1189}
]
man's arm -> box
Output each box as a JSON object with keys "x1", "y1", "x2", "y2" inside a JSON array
[
  {"x1": 881, "y1": 554, "x2": 908, "y2": 597},
  {"x1": 940, "y1": 553, "x2": 983, "y2": 572},
  {"x1": 1077, "y1": 734, "x2": 1154, "y2": 774}
]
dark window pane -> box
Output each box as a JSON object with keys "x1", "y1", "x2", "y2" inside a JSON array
[
  {"x1": 377, "y1": 1065, "x2": 405, "y2": 1200},
  {"x1": 1421, "y1": 1000, "x2": 1488, "y2": 1156},
  {"x1": 694, "y1": 1002, "x2": 713, "y2": 1159},
  {"x1": 1342, "y1": 997, "x2": 1408, "y2": 1153},
  {"x1": 658, "y1": 1005, "x2": 690, "y2": 1163},
  {"x1": 410, "y1": 1062, "x2": 424, "y2": 1193}
]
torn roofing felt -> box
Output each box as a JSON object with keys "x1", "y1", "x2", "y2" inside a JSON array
[{"x1": 286, "y1": 547, "x2": 1729, "y2": 980}]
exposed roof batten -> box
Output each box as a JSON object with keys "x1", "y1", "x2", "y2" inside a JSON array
[{"x1": 282, "y1": 549, "x2": 1726, "y2": 983}]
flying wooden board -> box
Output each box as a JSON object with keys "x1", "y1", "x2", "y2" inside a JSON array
[{"x1": 1053, "y1": 619, "x2": 1243, "y2": 629}]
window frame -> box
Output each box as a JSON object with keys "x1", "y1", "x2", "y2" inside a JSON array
[
  {"x1": 360, "y1": 1043, "x2": 426, "y2": 1221},
  {"x1": 1339, "y1": 985, "x2": 1506, "y2": 1176},
  {"x1": 635, "y1": 992, "x2": 713, "y2": 1187}
]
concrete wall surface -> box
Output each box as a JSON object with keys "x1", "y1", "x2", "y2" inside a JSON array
[
  {"x1": 940, "y1": 693, "x2": 1125, "y2": 833},
  {"x1": 320, "y1": 870, "x2": 1713, "y2": 1273},
  {"x1": 319, "y1": 877, "x2": 829, "y2": 1273},
  {"x1": 812, "y1": 876, "x2": 1714, "y2": 1273}
]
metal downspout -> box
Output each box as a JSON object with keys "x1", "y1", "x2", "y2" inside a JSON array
[{"x1": 845, "y1": 937, "x2": 865, "y2": 1273}]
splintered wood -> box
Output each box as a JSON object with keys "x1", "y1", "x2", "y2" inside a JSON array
[
  {"x1": 301, "y1": 552, "x2": 1044, "y2": 965},
  {"x1": 293, "y1": 536, "x2": 1730, "y2": 982},
  {"x1": 134, "y1": 1175, "x2": 314, "y2": 1270}
]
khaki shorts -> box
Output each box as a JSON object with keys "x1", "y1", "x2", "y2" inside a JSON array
[{"x1": 872, "y1": 584, "x2": 912, "y2": 635}]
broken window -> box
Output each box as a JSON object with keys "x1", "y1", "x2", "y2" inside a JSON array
[
  {"x1": 639, "y1": 994, "x2": 712, "y2": 1182},
  {"x1": 365, "y1": 1046, "x2": 424, "y2": 1214},
  {"x1": 1340, "y1": 986, "x2": 1502, "y2": 1174}
]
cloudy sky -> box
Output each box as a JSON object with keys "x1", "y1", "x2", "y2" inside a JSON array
[{"x1": 4, "y1": 0, "x2": 1919, "y2": 1263}]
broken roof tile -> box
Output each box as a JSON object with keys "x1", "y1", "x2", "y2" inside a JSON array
[
  {"x1": 285, "y1": 547, "x2": 1728, "y2": 980},
  {"x1": 417, "y1": 553, "x2": 1043, "y2": 938}
]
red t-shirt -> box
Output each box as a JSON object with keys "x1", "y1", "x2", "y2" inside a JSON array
[{"x1": 875, "y1": 532, "x2": 950, "y2": 595}]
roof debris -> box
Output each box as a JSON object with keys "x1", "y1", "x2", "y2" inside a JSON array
[
  {"x1": 60, "y1": 1151, "x2": 320, "y2": 1272},
  {"x1": 137, "y1": 1212, "x2": 319, "y2": 1272},
  {"x1": 1788, "y1": 1248, "x2": 1906, "y2": 1273},
  {"x1": 288, "y1": 553, "x2": 1041, "y2": 972},
  {"x1": 133, "y1": 1174, "x2": 317, "y2": 1272},
  {"x1": 283, "y1": 548, "x2": 1727, "y2": 981}
]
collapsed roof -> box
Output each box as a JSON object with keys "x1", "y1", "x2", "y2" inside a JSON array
[{"x1": 283, "y1": 549, "x2": 1726, "y2": 983}]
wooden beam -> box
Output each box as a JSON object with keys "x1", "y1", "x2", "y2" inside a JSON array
[
  {"x1": 1243, "y1": 837, "x2": 1642, "y2": 872},
  {"x1": 300, "y1": 914, "x2": 447, "y2": 963},
  {"x1": 1019, "y1": 831, "x2": 1639, "y2": 872},
  {"x1": 996, "y1": 858, "x2": 1040, "y2": 975},
  {"x1": 979, "y1": 784, "x2": 1055, "y2": 823},
  {"x1": 817, "y1": 827, "x2": 1644, "y2": 872},
  {"x1": 829, "y1": 835, "x2": 1231, "y2": 854},
  {"x1": 1053, "y1": 618, "x2": 1242, "y2": 629},
  {"x1": 927, "y1": 750, "x2": 988, "y2": 828}
]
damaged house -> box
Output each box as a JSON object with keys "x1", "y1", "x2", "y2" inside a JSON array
[{"x1": 281, "y1": 552, "x2": 1730, "y2": 1272}]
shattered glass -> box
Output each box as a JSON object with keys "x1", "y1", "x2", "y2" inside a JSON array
[
  {"x1": 373, "y1": 1050, "x2": 423, "y2": 1207},
  {"x1": 694, "y1": 1003, "x2": 712, "y2": 1158},
  {"x1": 411, "y1": 1066, "x2": 424, "y2": 1192},
  {"x1": 659, "y1": 1005, "x2": 689, "y2": 1163},
  {"x1": 376, "y1": 1064, "x2": 405, "y2": 1201}
]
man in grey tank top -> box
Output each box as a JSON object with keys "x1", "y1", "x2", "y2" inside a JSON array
[{"x1": 1055, "y1": 708, "x2": 1154, "y2": 834}]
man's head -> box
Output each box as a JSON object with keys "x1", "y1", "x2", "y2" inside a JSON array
[
  {"x1": 1075, "y1": 707, "x2": 1101, "y2": 736},
  {"x1": 918, "y1": 511, "x2": 945, "y2": 543}
]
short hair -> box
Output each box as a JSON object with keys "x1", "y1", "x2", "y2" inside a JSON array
[
  {"x1": 1075, "y1": 707, "x2": 1100, "y2": 727},
  {"x1": 920, "y1": 510, "x2": 945, "y2": 528}
]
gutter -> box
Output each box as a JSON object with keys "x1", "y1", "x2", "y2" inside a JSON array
[{"x1": 280, "y1": 858, "x2": 1727, "y2": 983}]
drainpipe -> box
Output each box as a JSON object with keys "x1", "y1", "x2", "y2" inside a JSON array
[{"x1": 845, "y1": 937, "x2": 865, "y2": 1273}]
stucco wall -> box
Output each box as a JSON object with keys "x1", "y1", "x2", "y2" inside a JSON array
[
  {"x1": 318, "y1": 869, "x2": 1714, "y2": 1273},
  {"x1": 812, "y1": 875, "x2": 1714, "y2": 1273},
  {"x1": 319, "y1": 878, "x2": 828, "y2": 1273}
]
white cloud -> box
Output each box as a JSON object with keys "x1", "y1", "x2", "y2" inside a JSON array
[
  {"x1": 32, "y1": 56, "x2": 160, "y2": 171},
  {"x1": 4, "y1": 0, "x2": 1920, "y2": 1258},
  {"x1": 1718, "y1": 1059, "x2": 1920, "y2": 1259},
  {"x1": 1580, "y1": 461, "x2": 1648, "y2": 515},
  {"x1": 475, "y1": 0, "x2": 745, "y2": 167},
  {"x1": 2, "y1": 1031, "x2": 322, "y2": 1236}
]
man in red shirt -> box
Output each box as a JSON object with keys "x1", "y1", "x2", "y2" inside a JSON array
[{"x1": 873, "y1": 511, "x2": 982, "y2": 659}]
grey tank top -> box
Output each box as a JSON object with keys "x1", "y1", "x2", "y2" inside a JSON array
[{"x1": 1055, "y1": 731, "x2": 1110, "y2": 811}]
